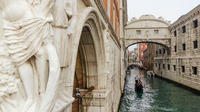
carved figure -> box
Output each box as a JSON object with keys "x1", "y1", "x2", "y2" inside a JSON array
[
  {"x1": 0, "y1": 0, "x2": 60, "y2": 112},
  {"x1": 52, "y1": 0, "x2": 77, "y2": 67},
  {"x1": 51, "y1": 0, "x2": 78, "y2": 111}
]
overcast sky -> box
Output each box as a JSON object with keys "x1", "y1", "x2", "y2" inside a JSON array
[
  {"x1": 127, "y1": 0, "x2": 200, "y2": 22},
  {"x1": 127, "y1": 0, "x2": 200, "y2": 51}
]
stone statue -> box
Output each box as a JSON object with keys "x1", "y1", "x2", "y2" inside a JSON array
[
  {"x1": 51, "y1": 0, "x2": 78, "y2": 111},
  {"x1": 52, "y1": 0, "x2": 77, "y2": 67},
  {"x1": 0, "y1": 0, "x2": 60, "y2": 112}
]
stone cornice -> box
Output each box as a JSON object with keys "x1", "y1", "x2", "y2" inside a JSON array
[
  {"x1": 126, "y1": 19, "x2": 170, "y2": 26},
  {"x1": 155, "y1": 55, "x2": 200, "y2": 60},
  {"x1": 125, "y1": 27, "x2": 168, "y2": 29},
  {"x1": 170, "y1": 5, "x2": 200, "y2": 30},
  {"x1": 94, "y1": 0, "x2": 121, "y2": 48}
]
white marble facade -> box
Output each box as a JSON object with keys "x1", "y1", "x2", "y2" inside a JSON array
[
  {"x1": 0, "y1": 0, "x2": 123, "y2": 112},
  {"x1": 0, "y1": 0, "x2": 76, "y2": 111}
]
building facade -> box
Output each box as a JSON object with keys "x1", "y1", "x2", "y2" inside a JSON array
[
  {"x1": 154, "y1": 5, "x2": 200, "y2": 91},
  {"x1": 139, "y1": 43, "x2": 147, "y2": 63},
  {"x1": 0, "y1": 0, "x2": 127, "y2": 112},
  {"x1": 128, "y1": 50, "x2": 134, "y2": 63},
  {"x1": 143, "y1": 43, "x2": 155, "y2": 70},
  {"x1": 102, "y1": 0, "x2": 121, "y2": 37}
]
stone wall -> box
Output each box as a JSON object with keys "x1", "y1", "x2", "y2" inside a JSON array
[
  {"x1": 154, "y1": 5, "x2": 200, "y2": 91},
  {"x1": 67, "y1": 0, "x2": 125, "y2": 112}
]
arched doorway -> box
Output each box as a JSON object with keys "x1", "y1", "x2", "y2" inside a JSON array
[
  {"x1": 72, "y1": 26, "x2": 99, "y2": 112},
  {"x1": 69, "y1": 8, "x2": 106, "y2": 112}
]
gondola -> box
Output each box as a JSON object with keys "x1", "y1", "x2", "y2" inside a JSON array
[{"x1": 135, "y1": 80, "x2": 143, "y2": 92}]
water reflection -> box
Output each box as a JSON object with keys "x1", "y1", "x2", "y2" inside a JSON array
[{"x1": 118, "y1": 68, "x2": 200, "y2": 112}]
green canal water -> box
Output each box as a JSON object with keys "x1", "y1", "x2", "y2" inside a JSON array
[{"x1": 118, "y1": 68, "x2": 200, "y2": 112}]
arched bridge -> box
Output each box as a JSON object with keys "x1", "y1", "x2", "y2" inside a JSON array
[{"x1": 125, "y1": 15, "x2": 171, "y2": 48}]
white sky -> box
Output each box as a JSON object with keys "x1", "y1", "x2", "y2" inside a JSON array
[
  {"x1": 127, "y1": 0, "x2": 200, "y2": 51},
  {"x1": 127, "y1": 0, "x2": 200, "y2": 22}
]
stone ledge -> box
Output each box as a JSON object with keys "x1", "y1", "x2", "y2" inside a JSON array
[{"x1": 79, "y1": 89, "x2": 109, "y2": 106}]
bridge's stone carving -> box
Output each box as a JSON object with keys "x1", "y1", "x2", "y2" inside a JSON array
[{"x1": 125, "y1": 15, "x2": 171, "y2": 48}]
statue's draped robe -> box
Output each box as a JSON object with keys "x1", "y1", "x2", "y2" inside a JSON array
[
  {"x1": 0, "y1": 0, "x2": 60, "y2": 112},
  {"x1": 4, "y1": 0, "x2": 55, "y2": 66},
  {"x1": 4, "y1": 18, "x2": 53, "y2": 66}
]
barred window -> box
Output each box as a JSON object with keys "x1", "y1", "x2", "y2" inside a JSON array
[
  {"x1": 173, "y1": 65, "x2": 176, "y2": 71},
  {"x1": 193, "y1": 40, "x2": 198, "y2": 49},
  {"x1": 174, "y1": 30, "x2": 177, "y2": 37},
  {"x1": 181, "y1": 66, "x2": 185, "y2": 73},
  {"x1": 168, "y1": 64, "x2": 170, "y2": 70},
  {"x1": 182, "y1": 43, "x2": 186, "y2": 51},
  {"x1": 182, "y1": 26, "x2": 186, "y2": 33},
  {"x1": 193, "y1": 19, "x2": 198, "y2": 28},
  {"x1": 174, "y1": 46, "x2": 177, "y2": 52},
  {"x1": 192, "y1": 67, "x2": 198, "y2": 75}
]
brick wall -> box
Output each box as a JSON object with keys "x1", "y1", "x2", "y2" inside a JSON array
[{"x1": 102, "y1": 0, "x2": 120, "y2": 38}]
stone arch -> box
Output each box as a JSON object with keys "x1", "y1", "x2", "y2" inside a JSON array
[
  {"x1": 71, "y1": 7, "x2": 106, "y2": 111},
  {"x1": 72, "y1": 7, "x2": 105, "y2": 88},
  {"x1": 126, "y1": 41, "x2": 170, "y2": 49},
  {"x1": 126, "y1": 41, "x2": 171, "y2": 57}
]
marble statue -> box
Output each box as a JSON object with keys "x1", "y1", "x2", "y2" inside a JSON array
[
  {"x1": 52, "y1": 0, "x2": 77, "y2": 67},
  {"x1": 0, "y1": 0, "x2": 60, "y2": 112},
  {"x1": 51, "y1": 0, "x2": 78, "y2": 111}
]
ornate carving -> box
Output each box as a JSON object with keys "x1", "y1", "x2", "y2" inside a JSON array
[
  {"x1": 0, "y1": 0, "x2": 61, "y2": 112},
  {"x1": 52, "y1": 0, "x2": 77, "y2": 67}
]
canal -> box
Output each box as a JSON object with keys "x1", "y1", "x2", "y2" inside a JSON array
[{"x1": 118, "y1": 67, "x2": 200, "y2": 112}]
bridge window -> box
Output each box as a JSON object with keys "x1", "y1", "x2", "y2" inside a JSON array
[
  {"x1": 154, "y1": 30, "x2": 159, "y2": 34},
  {"x1": 174, "y1": 30, "x2": 177, "y2": 37},
  {"x1": 192, "y1": 67, "x2": 198, "y2": 75},
  {"x1": 173, "y1": 65, "x2": 176, "y2": 71},
  {"x1": 182, "y1": 43, "x2": 186, "y2": 51},
  {"x1": 193, "y1": 40, "x2": 198, "y2": 49},
  {"x1": 174, "y1": 46, "x2": 177, "y2": 52},
  {"x1": 163, "y1": 64, "x2": 165, "y2": 69},
  {"x1": 159, "y1": 49, "x2": 162, "y2": 54},
  {"x1": 182, "y1": 25, "x2": 186, "y2": 33},
  {"x1": 181, "y1": 66, "x2": 185, "y2": 73},
  {"x1": 159, "y1": 64, "x2": 160, "y2": 70},
  {"x1": 136, "y1": 30, "x2": 141, "y2": 35},
  {"x1": 163, "y1": 48, "x2": 166, "y2": 54},
  {"x1": 168, "y1": 64, "x2": 170, "y2": 70},
  {"x1": 193, "y1": 19, "x2": 198, "y2": 28}
]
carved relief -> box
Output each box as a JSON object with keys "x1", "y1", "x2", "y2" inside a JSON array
[
  {"x1": 52, "y1": 0, "x2": 77, "y2": 67},
  {"x1": 0, "y1": 0, "x2": 60, "y2": 111}
]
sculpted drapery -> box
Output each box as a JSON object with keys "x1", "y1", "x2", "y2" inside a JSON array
[
  {"x1": 0, "y1": 0, "x2": 67, "y2": 111},
  {"x1": 51, "y1": 0, "x2": 77, "y2": 111}
]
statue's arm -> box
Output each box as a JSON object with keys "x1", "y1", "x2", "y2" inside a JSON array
[{"x1": 66, "y1": 0, "x2": 77, "y2": 34}]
